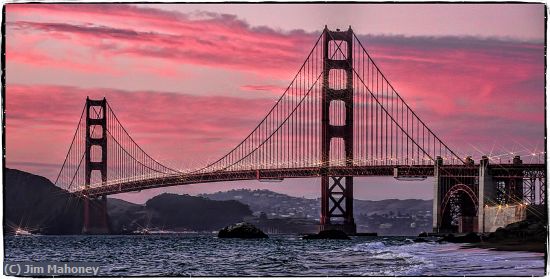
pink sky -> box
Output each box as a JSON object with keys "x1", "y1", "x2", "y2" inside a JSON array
[{"x1": 5, "y1": 4, "x2": 545, "y2": 204}]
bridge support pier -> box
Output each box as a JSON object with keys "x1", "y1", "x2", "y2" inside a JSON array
[
  {"x1": 432, "y1": 157, "x2": 443, "y2": 233},
  {"x1": 320, "y1": 176, "x2": 356, "y2": 234},
  {"x1": 478, "y1": 156, "x2": 494, "y2": 233},
  {"x1": 82, "y1": 195, "x2": 110, "y2": 234}
]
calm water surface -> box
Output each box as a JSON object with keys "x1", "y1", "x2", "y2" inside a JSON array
[{"x1": 4, "y1": 234, "x2": 546, "y2": 276}]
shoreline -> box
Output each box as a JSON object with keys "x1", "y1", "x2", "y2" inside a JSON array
[{"x1": 461, "y1": 241, "x2": 547, "y2": 253}]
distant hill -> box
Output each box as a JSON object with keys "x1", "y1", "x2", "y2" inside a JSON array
[
  {"x1": 108, "y1": 194, "x2": 254, "y2": 232},
  {"x1": 201, "y1": 189, "x2": 432, "y2": 218},
  {"x1": 202, "y1": 189, "x2": 317, "y2": 218},
  {"x1": 107, "y1": 197, "x2": 149, "y2": 232},
  {"x1": 201, "y1": 189, "x2": 433, "y2": 235},
  {"x1": 355, "y1": 199, "x2": 432, "y2": 216},
  {"x1": 143, "y1": 193, "x2": 252, "y2": 231}
]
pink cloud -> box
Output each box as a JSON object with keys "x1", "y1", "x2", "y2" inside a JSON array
[
  {"x1": 6, "y1": 4, "x2": 317, "y2": 78},
  {"x1": 240, "y1": 84, "x2": 287, "y2": 94},
  {"x1": 355, "y1": 35, "x2": 544, "y2": 124},
  {"x1": 8, "y1": 47, "x2": 119, "y2": 74}
]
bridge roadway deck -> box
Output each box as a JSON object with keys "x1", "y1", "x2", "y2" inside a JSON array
[{"x1": 75, "y1": 163, "x2": 545, "y2": 198}]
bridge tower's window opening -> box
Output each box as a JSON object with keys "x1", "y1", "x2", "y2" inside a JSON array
[
  {"x1": 330, "y1": 138, "x2": 345, "y2": 166},
  {"x1": 89, "y1": 169, "x2": 103, "y2": 186},
  {"x1": 90, "y1": 145, "x2": 102, "y2": 163},
  {"x1": 328, "y1": 40, "x2": 348, "y2": 60},
  {"x1": 89, "y1": 106, "x2": 104, "y2": 119},
  {"x1": 89, "y1": 125, "x2": 103, "y2": 139},
  {"x1": 329, "y1": 100, "x2": 346, "y2": 126},
  {"x1": 328, "y1": 69, "x2": 347, "y2": 90}
]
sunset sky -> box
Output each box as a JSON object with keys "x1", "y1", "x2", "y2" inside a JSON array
[{"x1": 5, "y1": 3, "x2": 545, "y2": 204}]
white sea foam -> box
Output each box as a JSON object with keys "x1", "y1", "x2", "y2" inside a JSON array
[{"x1": 350, "y1": 241, "x2": 387, "y2": 251}]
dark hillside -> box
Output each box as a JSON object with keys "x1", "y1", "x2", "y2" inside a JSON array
[
  {"x1": 4, "y1": 168, "x2": 83, "y2": 234},
  {"x1": 145, "y1": 193, "x2": 253, "y2": 231}
]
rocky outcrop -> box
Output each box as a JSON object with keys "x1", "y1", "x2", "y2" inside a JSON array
[
  {"x1": 413, "y1": 231, "x2": 431, "y2": 242},
  {"x1": 302, "y1": 230, "x2": 350, "y2": 240},
  {"x1": 438, "y1": 232, "x2": 481, "y2": 243},
  {"x1": 436, "y1": 219, "x2": 546, "y2": 245},
  {"x1": 413, "y1": 237, "x2": 430, "y2": 242},
  {"x1": 218, "y1": 222, "x2": 268, "y2": 239},
  {"x1": 485, "y1": 218, "x2": 546, "y2": 243},
  {"x1": 465, "y1": 219, "x2": 547, "y2": 253},
  {"x1": 355, "y1": 232, "x2": 378, "y2": 236}
]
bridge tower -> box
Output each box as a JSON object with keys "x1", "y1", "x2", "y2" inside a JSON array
[
  {"x1": 83, "y1": 97, "x2": 109, "y2": 234},
  {"x1": 320, "y1": 26, "x2": 356, "y2": 234}
]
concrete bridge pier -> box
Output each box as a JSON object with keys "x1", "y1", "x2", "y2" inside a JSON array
[
  {"x1": 432, "y1": 156, "x2": 443, "y2": 233},
  {"x1": 320, "y1": 175, "x2": 356, "y2": 235},
  {"x1": 479, "y1": 156, "x2": 527, "y2": 233},
  {"x1": 82, "y1": 195, "x2": 110, "y2": 234}
]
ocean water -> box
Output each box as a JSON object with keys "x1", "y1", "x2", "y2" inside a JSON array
[{"x1": 4, "y1": 234, "x2": 546, "y2": 276}]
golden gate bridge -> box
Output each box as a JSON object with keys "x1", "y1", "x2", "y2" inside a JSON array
[{"x1": 54, "y1": 27, "x2": 546, "y2": 234}]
